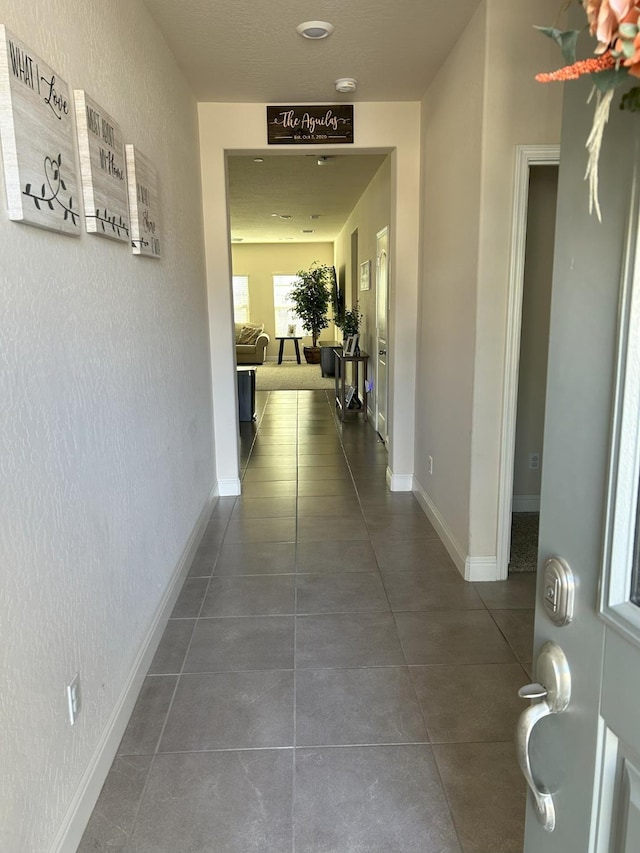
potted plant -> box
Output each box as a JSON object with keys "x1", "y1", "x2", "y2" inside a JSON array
[
  {"x1": 288, "y1": 262, "x2": 333, "y2": 363},
  {"x1": 336, "y1": 303, "x2": 363, "y2": 339}
]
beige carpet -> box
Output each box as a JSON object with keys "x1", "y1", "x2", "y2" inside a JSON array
[{"x1": 255, "y1": 361, "x2": 335, "y2": 391}]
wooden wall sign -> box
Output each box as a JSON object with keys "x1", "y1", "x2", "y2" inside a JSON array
[
  {"x1": 0, "y1": 25, "x2": 80, "y2": 234},
  {"x1": 74, "y1": 90, "x2": 129, "y2": 242},
  {"x1": 125, "y1": 145, "x2": 161, "y2": 258},
  {"x1": 267, "y1": 106, "x2": 354, "y2": 145}
]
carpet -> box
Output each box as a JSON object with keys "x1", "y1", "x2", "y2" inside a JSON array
[
  {"x1": 509, "y1": 512, "x2": 539, "y2": 573},
  {"x1": 255, "y1": 361, "x2": 335, "y2": 391}
]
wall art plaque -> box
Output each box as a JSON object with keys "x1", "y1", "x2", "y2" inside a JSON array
[
  {"x1": 125, "y1": 144, "x2": 161, "y2": 258},
  {"x1": 267, "y1": 106, "x2": 354, "y2": 145},
  {"x1": 74, "y1": 90, "x2": 129, "y2": 241},
  {"x1": 0, "y1": 25, "x2": 80, "y2": 234}
]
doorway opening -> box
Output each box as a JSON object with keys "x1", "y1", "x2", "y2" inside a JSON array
[{"x1": 497, "y1": 145, "x2": 561, "y2": 580}]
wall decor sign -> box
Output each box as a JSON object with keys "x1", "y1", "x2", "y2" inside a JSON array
[
  {"x1": 359, "y1": 259, "x2": 371, "y2": 291},
  {"x1": 125, "y1": 144, "x2": 161, "y2": 258},
  {"x1": 0, "y1": 25, "x2": 80, "y2": 234},
  {"x1": 74, "y1": 90, "x2": 129, "y2": 242},
  {"x1": 267, "y1": 106, "x2": 354, "y2": 145}
]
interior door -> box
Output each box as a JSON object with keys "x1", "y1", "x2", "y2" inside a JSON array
[
  {"x1": 521, "y1": 69, "x2": 640, "y2": 853},
  {"x1": 376, "y1": 226, "x2": 389, "y2": 443}
]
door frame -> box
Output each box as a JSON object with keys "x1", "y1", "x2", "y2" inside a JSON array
[
  {"x1": 496, "y1": 144, "x2": 561, "y2": 580},
  {"x1": 375, "y1": 225, "x2": 389, "y2": 444}
]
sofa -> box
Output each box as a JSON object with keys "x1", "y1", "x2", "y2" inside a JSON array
[{"x1": 235, "y1": 322, "x2": 270, "y2": 364}]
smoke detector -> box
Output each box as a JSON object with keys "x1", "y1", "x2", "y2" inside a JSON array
[
  {"x1": 335, "y1": 77, "x2": 357, "y2": 94},
  {"x1": 297, "y1": 21, "x2": 334, "y2": 39}
]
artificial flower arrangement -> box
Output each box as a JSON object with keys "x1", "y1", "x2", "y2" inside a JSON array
[{"x1": 536, "y1": 0, "x2": 640, "y2": 218}]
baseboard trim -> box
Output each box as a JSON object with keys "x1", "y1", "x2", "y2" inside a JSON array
[
  {"x1": 218, "y1": 477, "x2": 242, "y2": 496},
  {"x1": 386, "y1": 468, "x2": 413, "y2": 492},
  {"x1": 412, "y1": 476, "x2": 467, "y2": 577},
  {"x1": 464, "y1": 556, "x2": 499, "y2": 582},
  {"x1": 50, "y1": 487, "x2": 218, "y2": 853},
  {"x1": 512, "y1": 494, "x2": 541, "y2": 512},
  {"x1": 412, "y1": 479, "x2": 500, "y2": 581}
]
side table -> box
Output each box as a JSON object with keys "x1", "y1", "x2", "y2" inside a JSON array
[
  {"x1": 334, "y1": 349, "x2": 369, "y2": 421},
  {"x1": 276, "y1": 336, "x2": 302, "y2": 364}
]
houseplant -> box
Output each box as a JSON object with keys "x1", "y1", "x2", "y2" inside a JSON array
[
  {"x1": 335, "y1": 303, "x2": 363, "y2": 339},
  {"x1": 288, "y1": 262, "x2": 333, "y2": 363}
]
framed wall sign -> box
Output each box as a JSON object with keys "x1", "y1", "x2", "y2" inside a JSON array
[
  {"x1": 125, "y1": 144, "x2": 161, "y2": 258},
  {"x1": 267, "y1": 106, "x2": 354, "y2": 145},
  {"x1": 360, "y1": 259, "x2": 371, "y2": 291},
  {"x1": 0, "y1": 25, "x2": 80, "y2": 234},
  {"x1": 74, "y1": 90, "x2": 129, "y2": 241}
]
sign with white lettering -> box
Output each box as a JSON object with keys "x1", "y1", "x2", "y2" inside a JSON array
[
  {"x1": 74, "y1": 90, "x2": 129, "y2": 242},
  {"x1": 0, "y1": 25, "x2": 80, "y2": 234},
  {"x1": 125, "y1": 145, "x2": 161, "y2": 258},
  {"x1": 267, "y1": 106, "x2": 354, "y2": 145}
]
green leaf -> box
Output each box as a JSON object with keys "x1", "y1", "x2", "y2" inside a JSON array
[
  {"x1": 619, "y1": 23, "x2": 638, "y2": 38},
  {"x1": 591, "y1": 67, "x2": 630, "y2": 93},
  {"x1": 534, "y1": 26, "x2": 580, "y2": 65},
  {"x1": 620, "y1": 86, "x2": 640, "y2": 111}
]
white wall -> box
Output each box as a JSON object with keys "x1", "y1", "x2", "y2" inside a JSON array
[
  {"x1": 334, "y1": 156, "x2": 392, "y2": 408},
  {"x1": 415, "y1": 0, "x2": 563, "y2": 578},
  {"x1": 199, "y1": 103, "x2": 421, "y2": 488},
  {"x1": 0, "y1": 1, "x2": 213, "y2": 850},
  {"x1": 231, "y1": 242, "x2": 335, "y2": 357}
]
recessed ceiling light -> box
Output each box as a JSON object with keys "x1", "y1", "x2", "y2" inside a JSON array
[
  {"x1": 253, "y1": 157, "x2": 264, "y2": 163},
  {"x1": 279, "y1": 214, "x2": 291, "y2": 220},
  {"x1": 302, "y1": 229, "x2": 314, "y2": 234},
  {"x1": 335, "y1": 77, "x2": 357, "y2": 94},
  {"x1": 271, "y1": 213, "x2": 278, "y2": 217},
  {"x1": 296, "y1": 21, "x2": 334, "y2": 39},
  {"x1": 231, "y1": 237, "x2": 243, "y2": 242}
]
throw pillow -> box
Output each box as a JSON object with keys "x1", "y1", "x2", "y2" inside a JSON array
[{"x1": 236, "y1": 324, "x2": 263, "y2": 345}]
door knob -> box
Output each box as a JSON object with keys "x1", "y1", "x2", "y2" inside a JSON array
[
  {"x1": 515, "y1": 642, "x2": 571, "y2": 833},
  {"x1": 378, "y1": 349, "x2": 386, "y2": 355}
]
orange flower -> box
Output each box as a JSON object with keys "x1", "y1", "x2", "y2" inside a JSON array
[
  {"x1": 584, "y1": 0, "x2": 637, "y2": 49},
  {"x1": 535, "y1": 52, "x2": 617, "y2": 82}
]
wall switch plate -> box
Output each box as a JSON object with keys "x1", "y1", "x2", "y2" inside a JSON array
[
  {"x1": 66, "y1": 674, "x2": 81, "y2": 725},
  {"x1": 428, "y1": 455, "x2": 433, "y2": 475},
  {"x1": 529, "y1": 452, "x2": 540, "y2": 470}
]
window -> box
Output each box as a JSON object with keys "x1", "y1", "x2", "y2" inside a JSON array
[
  {"x1": 273, "y1": 275, "x2": 299, "y2": 336},
  {"x1": 232, "y1": 276, "x2": 250, "y2": 323}
]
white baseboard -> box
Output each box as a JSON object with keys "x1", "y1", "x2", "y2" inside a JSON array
[
  {"x1": 464, "y1": 556, "x2": 499, "y2": 582},
  {"x1": 50, "y1": 487, "x2": 218, "y2": 853},
  {"x1": 386, "y1": 468, "x2": 413, "y2": 492},
  {"x1": 218, "y1": 477, "x2": 241, "y2": 496},
  {"x1": 412, "y1": 476, "x2": 499, "y2": 581},
  {"x1": 412, "y1": 476, "x2": 466, "y2": 577},
  {"x1": 512, "y1": 494, "x2": 540, "y2": 512}
]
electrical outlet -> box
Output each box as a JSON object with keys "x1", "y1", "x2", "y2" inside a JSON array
[
  {"x1": 66, "y1": 674, "x2": 81, "y2": 725},
  {"x1": 529, "y1": 452, "x2": 540, "y2": 470},
  {"x1": 428, "y1": 455, "x2": 434, "y2": 475}
]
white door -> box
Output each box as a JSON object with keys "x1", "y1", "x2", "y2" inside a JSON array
[
  {"x1": 521, "y1": 70, "x2": 640, "y2": 853},
  {"x1": 376, "y1": 227, "x2": 389, "y2": 443}
]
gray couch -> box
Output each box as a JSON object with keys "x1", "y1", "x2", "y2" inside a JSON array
[{"x1": 235, "y1": 323, "x2": 270, "y2": 364}]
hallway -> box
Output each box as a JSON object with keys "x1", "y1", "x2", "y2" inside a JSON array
[{"x1": 79, "y1": 390, "x2": 535, "y2": 853}]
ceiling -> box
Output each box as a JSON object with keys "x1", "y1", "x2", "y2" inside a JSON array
[
  {"x1": 143, "y1": 0, "x2": 482, "y2": 243},
  {"x1": 227, "y1": 153, "x2": 388, "y2": 244},
  {"x1": 143, "y1": 0, "x2": 482, "y2": 103}
]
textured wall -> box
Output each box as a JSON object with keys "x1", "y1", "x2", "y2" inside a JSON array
[{"x1": 0, "y1": 1, "x2": 214, "y2": 850}]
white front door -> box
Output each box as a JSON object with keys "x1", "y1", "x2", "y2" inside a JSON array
[
  {"x1": 376, "y1": 227, "x2": 389, "y2": 443},
  {"x1": 521, "y1": 72, "x2": 640, "y2": 853}
]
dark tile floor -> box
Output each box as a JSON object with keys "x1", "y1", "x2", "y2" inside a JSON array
[{"x1": 78, "y1": 390, "x2": 535, "y2": 853}]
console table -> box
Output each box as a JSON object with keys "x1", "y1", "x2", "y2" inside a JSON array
[
  {"x1": 276, "y1": 336, "x2": 302, "y2": 364},
  {"x1": 334, "y1": 349, "x2": 369, "y2": 421}
]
